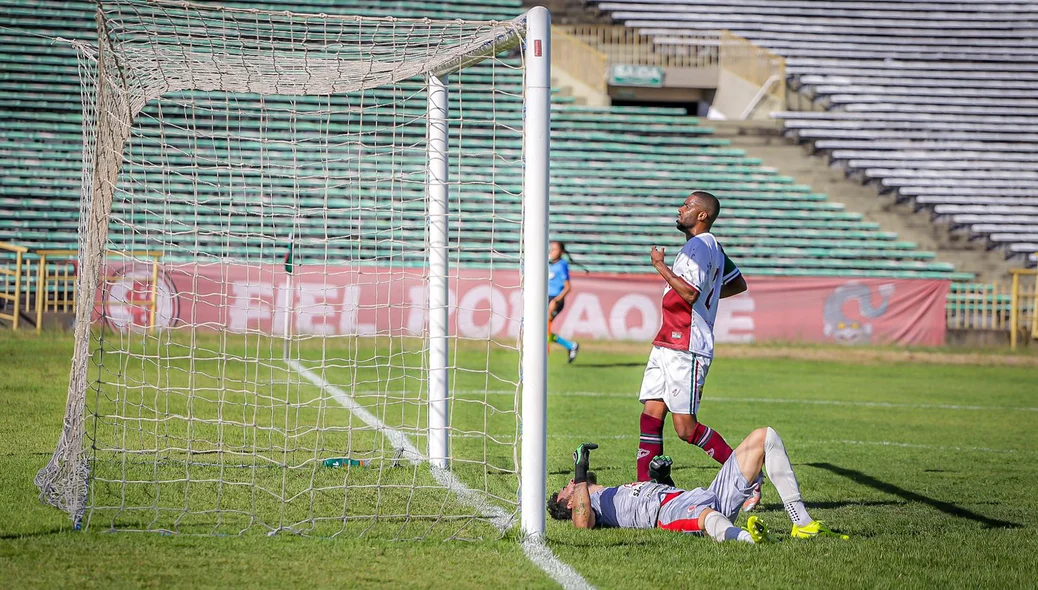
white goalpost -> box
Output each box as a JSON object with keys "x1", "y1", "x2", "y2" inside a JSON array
[{"x1": 35, "y1": 0, "x2": 550, "y2": 540}]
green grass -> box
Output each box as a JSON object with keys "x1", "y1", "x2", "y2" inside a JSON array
[{"x1": 2, "y1": 331, "x2": 1036, "y2": 588}]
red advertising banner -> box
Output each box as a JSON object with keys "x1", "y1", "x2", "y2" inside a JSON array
[
  {"x1": 96, "y1": 263, "x2": 950, "y2": 347},
  {"x1": 557, "y1": 273, "x2": 950, "y2": 347}
]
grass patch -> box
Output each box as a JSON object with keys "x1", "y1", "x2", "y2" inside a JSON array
[{"x1": 2, "y1": 330, "x2": 1035, "y2": 588}]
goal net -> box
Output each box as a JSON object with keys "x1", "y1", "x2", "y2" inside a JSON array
[{"x1": 36, "y1": 0, "x2": 550, "y2": 540}]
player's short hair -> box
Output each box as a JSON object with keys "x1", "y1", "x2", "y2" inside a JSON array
[
  {"x1": 546, "y1": 492, "x2": 572, "y2": 521},
  {"x1": 690, "y1": 190, "x2": 720, "y2": 224}
]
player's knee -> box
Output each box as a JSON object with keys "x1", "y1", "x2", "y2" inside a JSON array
[
  {"x1": 750, "y1": 428, "x2": 767, "y2": 445},
  {"x1": 673, "y1": 418, "x2": 699, "y2": 441},
  {"x1": 745, "y1": 428, "x2": 767, "y2": 451},
  {"x1": 736, "y1": 428, "x2": 767, "y2": 456}
]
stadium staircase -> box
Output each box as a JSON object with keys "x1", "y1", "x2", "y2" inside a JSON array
[{"x1": 1, "y1": 0, "x2": 974, "y2": 320}]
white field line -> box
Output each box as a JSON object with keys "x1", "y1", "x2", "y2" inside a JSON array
[
  {"x1": 439, "y1": 432, "x2": 1024, "y2": 455},
  {"x1": 444, "y1": 389, "x2": 1038, "y2": 413},
  {"x1": 286, "y1": 360, "x2": 593, "y2": 590}
]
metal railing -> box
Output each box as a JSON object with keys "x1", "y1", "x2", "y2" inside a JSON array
[
  {"x1": 34, "y1": 250, "x2": 79, "y2": 332},
  {"x1": 555, "y1": 25, "x2": 722, "y2": 70},
  {"x1": 946, "y1": 282, "x2": 1013, "y2": 331},
  {"x1": 550, "y1": 26, "x2": 785, "y2": 113},
  {"x1": 552, "y1": 27, "x2": 608, "y2": 94},
  {"x1": 0, "y1": 242, "x2": 30, "y2": 329},
  {"x1": 1009, "y1": 268, "x2": 1038, "y2": 350},
  {"x1": 0, "y1": 244, "x2": 164, "y2": 332},
  {"x1": 946, "y1": 272, "x2": 1038, "y2": 349}
]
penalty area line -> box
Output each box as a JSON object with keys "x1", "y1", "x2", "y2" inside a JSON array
[
  {"x1": 286, "y1": 360, "x2": 594, "y2": 590},
  {"x1": 450, "y1": 390, "x2": 1038, "y2": 413}
]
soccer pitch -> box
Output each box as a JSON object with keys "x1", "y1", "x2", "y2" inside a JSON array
[{"x1": 2, "y1": 331, "x2": 1036, "y2": 588}]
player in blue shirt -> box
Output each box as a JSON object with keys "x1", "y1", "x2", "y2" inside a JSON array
[{"x1": 548, "y1": 241, "x2": 579, "y2": 363}]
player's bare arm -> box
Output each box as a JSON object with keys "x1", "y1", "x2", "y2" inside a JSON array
[
  {"x1": 570, "y1": 482, "x2": 596, "y2": 529},
  {"x1": 720, "y1": 274, "x2": 747, "y2": 298},
  {"x1": 570, "y1": 442, "x2": 599, "y2": 528},
  {"x1": 650, "y1": 246, "x2": 700, "y2": 305},
  {"x1": 552, "y1": 278, "x2": 572, "y2": 308}
]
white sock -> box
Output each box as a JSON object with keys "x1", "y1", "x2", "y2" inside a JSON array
[
  {"x1": 764, "y1": 427, "x2": 813, "y2": 526},
  {"x1": 784, "y1": 501, "x2": 812, "y2": 527},
  {"x1": 704, "y1": 511, "x2": 754, "y2": 544}
]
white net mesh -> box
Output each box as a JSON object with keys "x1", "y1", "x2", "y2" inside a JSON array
[{"x1": 36, "y1": 0, "x2": 534, "y2": 540}]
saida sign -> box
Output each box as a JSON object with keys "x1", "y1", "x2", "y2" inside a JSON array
[{"x1": 608, "y1": 64, "x2": 664, "y2": 87}]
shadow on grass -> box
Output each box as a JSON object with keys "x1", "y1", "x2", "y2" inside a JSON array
[
  {"x1": 807, "y1": 462, "x2": 1023, "y2": 529},
  {"x1": 0, "y1": 527, "x2": 70, "y2": 540},
  {"x1": 756, "y1": 500, "x2": 904, "y2": 512}
]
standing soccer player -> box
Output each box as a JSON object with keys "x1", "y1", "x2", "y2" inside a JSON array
[
  {"x1": 548, "y1": 240, "x2": 579, "y2": 363},
  {"x1": 636, "y1": 191, "x2": 757, "y2": 507}
]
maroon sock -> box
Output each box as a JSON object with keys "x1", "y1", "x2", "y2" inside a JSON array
[
  {"x1": 688, "y1": 423, "x2": 733, "y2": 465},
  {"x1": 637, "y1": 413, "x2": 665, "y2": 481}
]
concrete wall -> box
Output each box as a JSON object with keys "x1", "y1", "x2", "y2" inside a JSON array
[{"x1": 712, "y1": 70, "x2": 782, "y2": 120}]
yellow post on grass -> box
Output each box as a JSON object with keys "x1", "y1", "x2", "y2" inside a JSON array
[
  {"x1": 35, "y1": 249, "x2": 78, "y2": 333},
  {"x1": 0, "y1": 242, "x2": 30, "y2": 330},
  {"x1": 1009, "y1": 266, "x2": 1038, "y2": 350},
  {"x1": 34, "y1": 249, "x2": 164, "y2": 333}
]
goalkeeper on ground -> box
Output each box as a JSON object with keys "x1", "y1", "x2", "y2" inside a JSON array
[{"x1": 546, "y1": 428, "x2": 848, "y2": 543}]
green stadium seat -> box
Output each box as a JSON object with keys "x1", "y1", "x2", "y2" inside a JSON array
[{"x1": 0, "y1": 0, "x2": 965, "y2": 281}]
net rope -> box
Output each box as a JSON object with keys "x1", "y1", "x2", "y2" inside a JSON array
[{"x1": 36, "y1": 0, "x2": 530, "y2": 540}]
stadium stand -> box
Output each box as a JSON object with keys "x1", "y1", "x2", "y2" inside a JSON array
[
  {"x1": 586, "y1": 0, "x2": 1038, "y2": 268},
  {"x1": 1, "y1": 0, "x2": 969, "y2": 280}
]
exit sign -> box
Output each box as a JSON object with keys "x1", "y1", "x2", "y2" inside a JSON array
[{"x1": 608, "y1": 64, "x2": 664, "y2": 87}]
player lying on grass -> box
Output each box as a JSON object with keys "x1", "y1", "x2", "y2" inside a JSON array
[{"x1": 547, "y1": 428, "x2": 848, "y2": 544}]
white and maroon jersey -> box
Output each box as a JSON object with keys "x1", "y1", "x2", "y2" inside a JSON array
[{"x1": 652, "y1": 233, "x2": 736, "y2": 358}]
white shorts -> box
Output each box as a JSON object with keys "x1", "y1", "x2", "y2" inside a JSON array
[{"x1": 638, "y1": 345, "x2": 711, "y2": 415}]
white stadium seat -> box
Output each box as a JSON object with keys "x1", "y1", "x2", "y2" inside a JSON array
[{"x1": 589, "y1": 0, "x2": 1038, "y2": 264}]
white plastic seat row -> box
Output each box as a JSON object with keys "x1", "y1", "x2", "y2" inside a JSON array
[
  {"x1": 865, "y1": 168, "x2": 1038, "y2": 181},
  {"x1": 953, "y1": 214, "x2": 1038, "y2": 226},
  {"x1": 934, "y1": 205, "x2": 1038, "y2": 216},
  {"x1": 1006, "y1": 243, "x2": 1038, "y2": 257},
  {"x1": 785, "y1": 120, "x2": 1037, "y2": 135},
  {"x1": 635, "y1": 22, "x2": 1038, "y2": 42},
  {"x1": 916, "y1": 196, "x2": 1038, "y2": 207},
  {"x1": 881, "y1": 177, "x2": 1038, "y2": 190},
  {"x1": 810, "y1": 85, "x2": 1036, "y2": 100},
  {"x1": 970, "y1": 224, "x2": 1038, "y2": 234},
  {"x1": 989, "y1": 233, "x2": 1038, "y2": 245},
  {"x1": 645, "y1": 35, "x2": 1035, "y2": 61},
  {"x1": 851, "y1": 160, "x2": 1038, "y2": 172},
  {"x1": 816, "y1": 140, "x2": 1038, "y2": 153},
  {"x1": 797, "y1": 129, "x2": 1038, "y2": 143},
  {"x1": 835, "y1": 150, "x2": 1038, "y2": 163},
  {"x1": 601, "y1": 8, "x2": 1038, "y2": 29},
  {"x1": 798, "y1": 75, "x2": 1038, "y2": 90},
  {"x1": 826, "y1": 94, "x2": 1038, "y2": 108},
  {"x1": 779, "y1": 111, "x2": 1038, "y2": 126},
  {"x1": 899, "y1": 187, "x2": 1038, "y2": 198},
  {"x1": 787, "y1": 58, "x2": 1038, "y2": 75},
  {"x1": 776, "y1": 111, "x2": 1038, "y2": 124},
  {"x1": 837, "y1": 103, "x2": 1038, "y2": 117}
]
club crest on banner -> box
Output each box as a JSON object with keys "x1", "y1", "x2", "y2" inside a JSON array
[
  {"x1": 101, "y1": 264, "x2": 179, "y2": 331},
  {"x1": 823, "y1": 282, "x2": 895, "y2": 344}
]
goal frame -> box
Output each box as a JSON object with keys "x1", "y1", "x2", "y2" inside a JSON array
[{"x1": 36, "y1": 1, "x2": 551, "y2": 539}]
